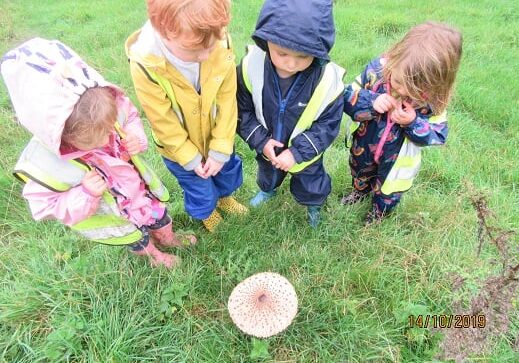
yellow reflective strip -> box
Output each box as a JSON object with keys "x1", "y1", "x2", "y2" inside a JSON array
[
  {"x1": 392, "y1": 154, "x2": 421, "y2": 168},
  {"x1": 73, "y1": 214, "x2": 131, "y2": 231},
  {"x1": 16, "y1": 161, "x2": 71, "y2": 191},
  {"x1": 150, "y1": 130, "x2": 164, "y2": 148},
  {"x1": 294, "y1": 65, "x2": 333, "y2": 131},
  {"x1": 131, "y1": 155, "x2": 170, "y2": 202},
  {"x1": 381, "y1": 179, "x2": 414, "y2": 195},
  {"x1": 287, "y1": 64, "x2": 337, "y2": 171},
  {"x1": 149, "y1": 71, "x2": 181, "y2": 114},
  {"x1": 289, "y1": 154, "x2": 321, "y2": 173},
  {"x1": 13, "y1": 172, "x2": 29, "y2": 183},
  {"x1": 69, "y1": 159, "x2": 90, "y2": 171},
  {"x1": 95, "y1": 230, "x2": 143, "y2": 246},
  {"x1": 429, "y1": 110, "x2": 447, "y2": 124},
  {"x1": 114, "y1": 122, "x2": 126, "y2": 138}
]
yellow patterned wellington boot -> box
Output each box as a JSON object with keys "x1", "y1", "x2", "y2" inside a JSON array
[
  {"x1": 217, "y1": 196, "x2": 249, "y2": 215},
  {"x1": 202, "y1": 209, "x2": 223, "y2": 232}
]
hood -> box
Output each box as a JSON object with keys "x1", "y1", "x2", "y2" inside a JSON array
[
  {"x1": 252, "y1": 0, "x2": 335, "y2": 61},
  {"x1": 125, "y1": 21, "x2": 168, "y2": 68},
  {"x1": 1, "y1": 37, "x2": 122, "y2": 156}
]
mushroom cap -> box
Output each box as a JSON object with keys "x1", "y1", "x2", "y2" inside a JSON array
[{"x1": 228, "y1": 272, "x2": 298, "y2": 338}]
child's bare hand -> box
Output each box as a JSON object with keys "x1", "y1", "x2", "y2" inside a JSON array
[
  {"x1": 81, "y1": 170, "x2": 107, "y2": 197},
  {"x1": 194, "y1": 164, "x2": 207, "y2": 179},
  {"x1": 392, "y1": 100, "x2": 416, "y2": 126},
  {"x1": 263, "y1": 139, "x2": 284, "y2": 162},
  {"x1": 274, "y1": 149, "x2": 296, "y2": 172},
  {"x1": 373, "y1": 94, "x2": 398, "y2": 114},
  {"x1": 121, "y1": 132, "x2": 141, "y2": 155},
  {"x1": 202, "y1": 157, "x2": 224, "y2": 177}
]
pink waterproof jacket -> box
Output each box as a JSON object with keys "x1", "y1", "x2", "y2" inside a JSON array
[
  {"x1": 22, "y1": 93, "x2": 155, "y2": 227},
  {"x1": 1, "y1": 38, "x2": 155, "y2": 228}
]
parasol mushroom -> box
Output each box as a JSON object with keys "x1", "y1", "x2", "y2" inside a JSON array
[{"x1": 228, "y1": 272, "x2": 298, "y2": 338}]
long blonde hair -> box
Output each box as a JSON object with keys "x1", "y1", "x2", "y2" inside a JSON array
[{"x1": 383, "y1": 22, "x2": 463, "y2": 114}]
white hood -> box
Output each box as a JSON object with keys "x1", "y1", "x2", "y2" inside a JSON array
[{"x1": 1, "y1": 37, "x2": 118, "y2": 156}]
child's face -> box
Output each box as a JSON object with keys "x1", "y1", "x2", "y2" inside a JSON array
[
  {"x1": 267, "y1": 42, "x2": 314, "y2": 79},
  {"x1": 389, "y1": 70, "x2": 410, "y2": 100},
  {"x1": 390, "y1": 69, "x2": 428, "y2": 108},
  {"x1": 162, "y1": 32, "x2": 218, "y2": 63}
]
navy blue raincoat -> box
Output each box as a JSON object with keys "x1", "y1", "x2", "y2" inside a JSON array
[
  {"x1": 237, "y1": 0, "x2": 343, "y2": 169},
  {"x1": 236, "y1": 0, "x2": 343, "y2": 205}
]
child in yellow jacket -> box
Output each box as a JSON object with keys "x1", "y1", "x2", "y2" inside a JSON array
[{"x1": 126, "y1": 0, "x2": 247, "y2": 232}]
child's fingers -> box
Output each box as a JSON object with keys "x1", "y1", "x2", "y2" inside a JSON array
[
  {"x1": 194, "y1": 168, "x2": 207, "y2": 179},
  {"x1": 271, "y1": 140, "x2": 284, "y2": 148}
]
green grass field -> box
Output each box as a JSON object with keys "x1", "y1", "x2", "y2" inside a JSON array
[{"x1": 1, "y1": 0, "x2": 518, "y2": 361}]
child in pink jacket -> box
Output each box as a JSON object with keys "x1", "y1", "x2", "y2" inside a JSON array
[{"x1": 1, "y1": 38, "x2": 196, "y2": 268}]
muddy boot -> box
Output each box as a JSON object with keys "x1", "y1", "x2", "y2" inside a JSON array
[{"x1": 340, "y1": 189, "x2": 369, "y2": 205}]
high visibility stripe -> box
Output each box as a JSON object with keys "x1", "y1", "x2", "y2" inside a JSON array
[
  {"x1": 73, "y1": 226, "x2": 143, "y2": 245},
  {"x1": 380, "y1": 179, "x2": 414, "y2": 195},
  {"x1": 114, "y1": 113, "x2": 170, "y2": 202},
  {"x1": 392, "y1": 153, "x2": 421, "y2": 169},
  {"x1": 14, "y1": 161, "x2": 72, "y2": 192},
  {"x1": 145, "y1": 69, "x2": 184, "y2": 127},
  {"x1": 287, "y1": 61, "x2": 345, "y2": 173},
  {"x1": 429, "y1": 110, "x2": 447, "y2": 124},
  {"x1": 380, "y1": 139, "x2": 422, "y2": 195}
]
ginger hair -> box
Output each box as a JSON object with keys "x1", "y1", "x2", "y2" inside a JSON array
[
  {"x1": 147, "y1": 0, "x2": 231, "y2": 47},
  {"x1": 62, "y1": 87, "x2": 116, "y2": 148},
  {"x1": 383, "y1": 21, "x2": 463, "y2": 114}
]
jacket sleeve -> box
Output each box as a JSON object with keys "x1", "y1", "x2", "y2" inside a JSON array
[
  {"x1": 289, "y1": 95, "x2": 343, "y2": 163},
  {"x1": 208, "y1": 61, "x2": 237, "y2": 160},
  {"x1": 402, "y1": 110, "x2": 449, "y2": 146},
  {"x1": 129, "y1": 60, "x2": 201, "y2": 167},
  {"x1": 22, "y1": 181, "x2": 100, "y2": 227},
  {"x1": 236, "y1": 62, "x2": 271, "y2": 154},
  {"x1": 117, "y1": 93, "x2": 148, "y2": 153},
  {"x1": 343, "y1": 59, "x2": 382, "y2": 122}
]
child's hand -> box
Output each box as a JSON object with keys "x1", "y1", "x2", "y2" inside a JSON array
[
  {"x1": 121, "y1": 131, "x2": 141, "y2": 155},
  {"x1": 263, "y1": 139, "x2": 284, "y2": 162},
  {"x1": 274, "y1": 149, "x2": 296, "y2": 172},
  {"x1": 202, "y1": 157, "x2": 224, "y2": 177},
  {"x1": 373, "y1": 94, "x2": 398, "y2": 114},
  {"x1": 392, "y1": 100, "x2": 416, "y2": 126},
  {"x1": 194, "y1": 163, "x2": 208, "y2": 179},
  {"x1": 81, "y1": 170, "x2": 107, "y2": 197}
]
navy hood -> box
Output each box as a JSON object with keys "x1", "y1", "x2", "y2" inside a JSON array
[{"x1": 252, "y1": 0, "x2": 335, "y2": 61}]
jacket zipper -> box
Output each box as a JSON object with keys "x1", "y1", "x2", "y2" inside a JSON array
[{"x1": 270, "y1": 71, "x2": 302, "y2": 189}]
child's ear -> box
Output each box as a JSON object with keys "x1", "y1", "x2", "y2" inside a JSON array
[{"x1": 421, "y1": 92, "x2": 429, "y2": 100}]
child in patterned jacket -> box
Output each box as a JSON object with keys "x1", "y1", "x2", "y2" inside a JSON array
[{"x1": 341, "y1": 22, "x2": 462, "y2": 223}]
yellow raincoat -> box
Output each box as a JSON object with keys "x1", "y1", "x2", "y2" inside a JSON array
[{"x1": 125, "y1": 22, "x2": 237, "y2": 167}]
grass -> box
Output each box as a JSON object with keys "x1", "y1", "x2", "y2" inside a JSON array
[{"x1": 0, "y1": 0, "x2": 518, "y2": 361}]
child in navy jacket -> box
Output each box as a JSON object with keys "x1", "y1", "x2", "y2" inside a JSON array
[{"x1": 237, "y1": 0, "x2": 345, "y2": 227}]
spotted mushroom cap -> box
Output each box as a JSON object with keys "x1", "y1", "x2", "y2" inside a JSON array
[{"x1": 227, "y1": 272, "x2": 298, "y2": 338}]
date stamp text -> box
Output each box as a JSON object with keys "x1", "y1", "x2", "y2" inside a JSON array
[{"x1": 408, "y1": 314, "x2": 486, "y2": 329}]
